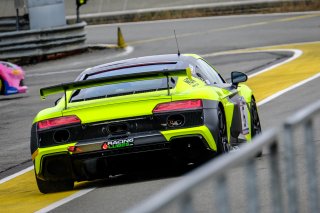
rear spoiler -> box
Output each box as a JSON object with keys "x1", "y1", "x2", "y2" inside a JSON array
[{"x1": 40, "y1": 68, "x2": 192, "y2": 109}]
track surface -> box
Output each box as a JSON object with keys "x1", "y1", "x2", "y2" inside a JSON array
[{"x1": 0, "y1": 12, "x2": 320, "y2": 212}]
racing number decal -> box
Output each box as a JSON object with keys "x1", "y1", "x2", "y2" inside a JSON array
[
  {"x1": 183, "y1": 78, "x2": 199, "y2": 87},
  {"x1": 239, "y1": 96, "x2": 249, "y2": 135}
]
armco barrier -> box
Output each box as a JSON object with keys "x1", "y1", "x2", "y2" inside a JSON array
[
  {"x1": 127, "y1": 99, "x2": 320, "y2": 213},
  {"x1": 0, "y1": 16, "x2": 29, "y2": 32},
  {"x1": 0, "y1": 21, "x2": 86, "y2": 60}
]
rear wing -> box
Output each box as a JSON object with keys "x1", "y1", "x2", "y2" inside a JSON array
[{"x1": 40, "y1": 68, "x2": 192, "y2": 109}]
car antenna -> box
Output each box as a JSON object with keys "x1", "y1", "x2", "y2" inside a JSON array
[{"x1": 174, "y1": 30, "x2": 181, "y2": 56}]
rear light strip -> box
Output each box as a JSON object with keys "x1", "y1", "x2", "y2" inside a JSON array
[
  {"x1": 38, "y1": 115, "x2": 81, "y2": 130},
  {"x1": 153, "y1": 99, "x2": 203, "y2": 113}
]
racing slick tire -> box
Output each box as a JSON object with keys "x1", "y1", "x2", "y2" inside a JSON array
[
  {"x1": 0, "y1": 78, "x2": 4, "y2": 95},
  {"x1": 250, "y1": 97, "x2": 263, "y2": 157},
  {"x1": 217, "y1": 106, "x2": 230, "y2": 154},
  {"x1": 36, "y1": 176, "x2": 74, "y2": 194}
]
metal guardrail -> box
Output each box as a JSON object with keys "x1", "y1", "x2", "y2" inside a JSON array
[
  {"x1": 0, "y1": 21, "x2": 86, "y2": 60},
  {"x1": 0, "y1": 16, "x2": 29, "y2": 32},
  {"x1": 127, "y1": 100, "x2": 320, "y2": 213}
]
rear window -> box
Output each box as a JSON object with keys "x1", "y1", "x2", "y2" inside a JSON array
[
  {"x1": 70, "y1": 64, "x2": 177, "y2": 102},
  {"x1": 1, "y1": 62, "x2": 19, "y2": 69}
]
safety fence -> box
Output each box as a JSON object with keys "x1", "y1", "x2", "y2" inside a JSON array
[
  {"x1": 127, "y1": 100, "x2": 320, "y2": 213},
  {"x1": 0, "y1": 21, "x2": 86, "y2": 61}
]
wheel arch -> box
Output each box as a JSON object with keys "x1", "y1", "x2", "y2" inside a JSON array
[
  {"x1": 238, "y1": 83, "x2": 253, "y2": 104},
  {"x1": 202, "y1": 100, "x2": 231, "y2": 153}
]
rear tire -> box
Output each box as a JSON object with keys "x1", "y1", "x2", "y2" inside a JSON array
[
  {"x1": 217, "y1": 106, "x2": 230, "y2": 154},
  {"x1": 250, "y1": 97, "x2": 262, "y2": 157},
  {"x1": 0, "y1": 78, "x2": 4, "y2": 95},
  {"x1": 36, "y1": 176, "x2": 74, "y2": 194}
]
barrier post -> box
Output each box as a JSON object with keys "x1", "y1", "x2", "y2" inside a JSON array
[
  {"x1": 215, "y1": 174, "x2": 230, "y2": 213},
  {"x1": 268, "y1": 141, "x2": 283, "y2": 213},
  {"x1": 179, "y1": 193, "x2": 194, "y2": 213},
  {"x1": 283, "y1": 125, "x2": 299, "y2": 213},
  {"x1": 246, "y1": 160, "x2": 259, "y2": 213},
  {"x1": 304, "y1": 120, "x2": 319, "y2": 212}
]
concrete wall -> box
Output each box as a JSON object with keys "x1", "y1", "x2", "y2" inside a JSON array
[
  {"x1": 0, "y1": 0, "x2": 22, "y2": 17},
  {"x1": 0, "y1": 0, "x2": 311, "y2": 17},
  {"x1": 28, "y1": 0, "x2": 66, "y2": 29},
  {"x1": 63, "y1": 0, "x2": 230, "y2": 15}
]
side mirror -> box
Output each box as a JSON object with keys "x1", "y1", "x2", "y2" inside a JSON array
[{"x1": 231, "y1": 71, "x2": 247, "y2": 87}]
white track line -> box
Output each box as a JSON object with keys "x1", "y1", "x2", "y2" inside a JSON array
[
  {"x1": 203, "y1": 49, "x2": 302, "y2": 78},
  {"x1": 0, "y1": 166, "x2": 33, "y2": 184},
  {"x1": 27, "y1": 69, "x2": 83, "y2": 77},
  {"x1": 34, "y1": 188, "x2": 96, "y2": 213},
  {"x1": 257, "y1": 73, "x2": 320, "y2": 106},
  {"x1": 0, "y1": 165, "x2": 96, "y2": 213},
  {"x1": 247, "y1": 49, "x2": 303, "y2": 78},
  {"x1": 27, "y1": 46, "x2": 134, "y2": 77},
  {"x1": 205, "y1": 48, "x2": 318, "y2": 106}
]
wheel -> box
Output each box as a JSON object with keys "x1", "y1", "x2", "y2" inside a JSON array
[
  {"x1": 250, "y1": 97, "x2": 263, "y2": 157},
  {"x1": 0, "y1": 78, "x2": 4, "y2": 95},
  {"x1": 36, "y1": 176, "x2": 74, "y2": 194},
  {"x1": 217, "y1": 106, "x2": 230, "y2": 154}
]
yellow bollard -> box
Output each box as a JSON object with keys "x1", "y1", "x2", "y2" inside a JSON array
[{"x1": 117, "y1": 27, "x2": 127, "y2": 48}]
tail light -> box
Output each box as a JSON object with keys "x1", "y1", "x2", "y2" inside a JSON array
[
  {"x1": 67, "y1": 146, "x2": 82, "y2": 153},
  {"x1": 11, "y1": 69, "x2": 22, "y2": 76},
  {"x1": 153, "y1": 100, "x2": 202, "y2": 113},
  {"x1": 38, "y1": 115, "x2": 81, "y2": 130}
]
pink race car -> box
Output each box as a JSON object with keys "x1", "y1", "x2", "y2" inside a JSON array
[{"x1": 0, "y1": 61, "x2": 27, "y2": 95}]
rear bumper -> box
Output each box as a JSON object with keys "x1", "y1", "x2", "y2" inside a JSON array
[
  {"x1": 34, "y1": 125, "x2": 217, "y2": 181},
  {"x1": 2, "y1": 79, "x2": 27, "y2": 95},
  {"x1": 17, "y1": 85, "x2": 27, "y2": 93}
]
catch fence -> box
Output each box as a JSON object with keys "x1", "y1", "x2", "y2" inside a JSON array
[{"x1": 127, "y1": 100, "x2": 320, "y2": 213}]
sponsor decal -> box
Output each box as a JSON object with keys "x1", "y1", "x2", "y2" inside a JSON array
[
  {"x1": 238, "y1": 96, "x2": 249, "y2": 135},
  {"x1": 183, "y1": 78, "x2": 199, "y2": 87},
  {"x1": 102, "y1": 138, "x2": 134, "y2": 150}
]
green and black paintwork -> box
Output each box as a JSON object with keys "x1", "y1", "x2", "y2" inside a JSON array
[{"x1": 30, "y1": 54, "x2": 261, "y2": 193}]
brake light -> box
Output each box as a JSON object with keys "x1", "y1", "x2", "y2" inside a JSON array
[
  {"x1": 67, "y1": 146, "x2": 82, "y2": 153},
  {"x1": 38, "y1": 115, "x2": 81, "y2": 130},
  {"x1": 153, "y1": 100, "x2": 202, "y2": 113},
  {"x1": 11, "y1": 69, "x2": 21, "y2": 76},
  {"x1": 67, "y1": 146, "x2": 76, "y2": 152}
]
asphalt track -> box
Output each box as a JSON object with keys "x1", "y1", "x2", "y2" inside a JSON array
[{"x1": 0, "y1": 11, "x2": 320, "y2": 212}]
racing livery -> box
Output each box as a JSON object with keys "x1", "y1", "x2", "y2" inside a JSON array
[
  {"x1": 0, "y1": 61, "x2": 27, "y2": 95},
  {"x1": 30, "y1": 54, "x2": 262, "y2": 193}
]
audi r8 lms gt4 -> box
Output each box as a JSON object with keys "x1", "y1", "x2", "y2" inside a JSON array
[
  {"x1": 30, "y1": 54, "x2": 262, "y2": 193},
  {"x1": 0, "y1": 61, "x2": 27, "y2": 95}
]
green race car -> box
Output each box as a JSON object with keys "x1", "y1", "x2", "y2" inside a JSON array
[{"x1": 30, "y1": 54, "x2": 262, "y2": 193}]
